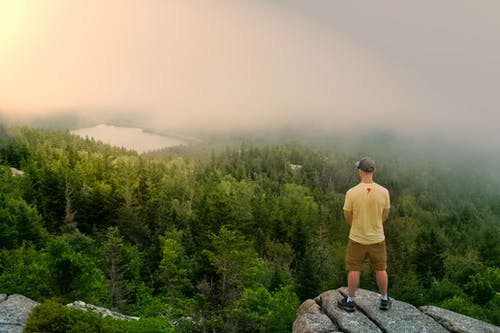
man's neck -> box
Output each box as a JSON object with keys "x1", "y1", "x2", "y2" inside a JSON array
[{"x1": 360, "y1": 173, "x2": 374, "y2": 184}]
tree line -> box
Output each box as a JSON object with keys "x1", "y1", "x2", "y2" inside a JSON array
[{"x1": 0, "y1": 125, "x2": 499, "y2": 331}]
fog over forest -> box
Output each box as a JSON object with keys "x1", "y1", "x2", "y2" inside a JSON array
[
  {"x1": 2, "y1": 3, "x2": 500, "y2": 329},
  {"x1": 1, "y1": 0, "x2": 499, "y2": 155}
]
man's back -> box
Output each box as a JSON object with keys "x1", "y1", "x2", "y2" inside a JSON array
[{"x1": 344, "y1": 182, "x2": 390, "y2": 244}]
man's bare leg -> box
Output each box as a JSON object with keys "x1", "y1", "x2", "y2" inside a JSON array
[
  {"x1": 376, "y1": 270, "x2": 388, "y2": 295},
  {"x1": 348, "y1": 271, "x2": 360, "y2": 298}
]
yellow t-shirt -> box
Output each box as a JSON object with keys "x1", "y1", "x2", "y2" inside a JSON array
[{"x1": 343, "y1": 182, "x2": 390, "y2": 245}]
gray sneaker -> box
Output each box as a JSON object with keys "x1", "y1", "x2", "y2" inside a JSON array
[{"x1": 380, "y1": 297, "x2": 392, "y2": 311}]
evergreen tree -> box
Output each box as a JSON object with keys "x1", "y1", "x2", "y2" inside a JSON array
[
  {"x1": 103, "y1": 227, "x2": 130, "y2": 310},
  {"x1": 414, "y1": 228, "x2": 448, "y2": 287},
  {"x1": 204, "y1": 226, "x2": 262, "y2": 307},
  {"x1": 158, "y1": 228, "x2": 192, "y2": 298}
]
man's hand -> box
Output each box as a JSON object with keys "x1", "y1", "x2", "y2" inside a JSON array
[
  {"x1": 382, "y1": 208, "x2": 390, "y2": 222},
  {"x1": 344, "y1": 210, "x2": 353, "y2": 225}
]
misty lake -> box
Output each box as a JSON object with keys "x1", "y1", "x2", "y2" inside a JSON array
[{"x1": 71, "y1": 124, "x2": 187, "y2": 153}]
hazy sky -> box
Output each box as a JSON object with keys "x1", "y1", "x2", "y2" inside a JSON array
[{"x1": 1, "y1": 0, "x2": 499, "y2": 150}]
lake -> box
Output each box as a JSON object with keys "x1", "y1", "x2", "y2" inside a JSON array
[{"x1": 71, "y1": 124, "x2": 187, "y2": 153}]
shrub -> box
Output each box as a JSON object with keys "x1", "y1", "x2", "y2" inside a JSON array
[
  {"x1": 25, "y1": 299, "x2": 101, "y2": 333},
  {"x1": 25, "y1": 299, "x2": 177, "y2": 333},
  {"x1": 440, "y1": 296, "x2": 486, "y2": 322}
]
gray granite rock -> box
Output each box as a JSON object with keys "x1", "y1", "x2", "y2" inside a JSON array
[
  {"x1": 0, "y1": 294, "x2": 39, "y2": 333},
  {"x1": 295, "y1": 288, "x2": 500, "y2": 333},
  {"x1": 316, "y1": 289, "x2": 382, "y2": 333},
  {"x1": 293, "y1": 313, "x2": 341, "y2": 333},
  {"x1": 0, "y1": 293, "x2": 141, "y2": 333},
  {"x1": 420, "y1": 305, "x2": 500, "y2": 333},
  {"x1": 66, "y1": 300, "x2": 140, "y2": 321},
  {"x1": 292, "y1": 298, "x2": 340, "y2": 333},
  {"x1": 337, "y1": 287, "x2": 448, "y2": 333}
]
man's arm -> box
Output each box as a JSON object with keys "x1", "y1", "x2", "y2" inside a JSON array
[
  {"x1": 382, "y1": 208, "x2": 390, "y2": 222},
  {"x1": 344, "y1": 210, "x2": 353, "y2": 226}
]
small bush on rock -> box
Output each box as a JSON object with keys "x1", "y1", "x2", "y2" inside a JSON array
[{"x1": 25, "y1": 299, "x2": 175, "y2": 333}]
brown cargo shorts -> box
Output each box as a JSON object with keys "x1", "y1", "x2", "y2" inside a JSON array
[{"x1": 345, "y1": 239, "x2": 387, "y2": 271}]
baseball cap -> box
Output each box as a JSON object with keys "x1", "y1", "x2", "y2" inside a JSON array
[{"x1": 356, "y1": 157, "x2": 376, "y2": 172}]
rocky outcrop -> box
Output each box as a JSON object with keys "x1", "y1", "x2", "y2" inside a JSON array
[
  {"x1": 0, "y1": 294, "x2": 139, "y2": 333},
  {"x1": 0, "y1": 294, "x2": 39, "y2": 333},
  {"x1": 420, "y1": 305, "x2": 500, "y2": 333},
  {"x1": 9, "y1": 168, "x2": 24, "y2": 176},
  {"x1": 293, "y1": 288, "x2": 500, "y2": 333},
  {"x1": 66, "y1": 300, "x2": 139, "y2": 321}
]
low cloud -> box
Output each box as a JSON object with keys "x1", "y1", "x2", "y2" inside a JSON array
[{"x1": 1, "y1": 0, "x2": 498, "y2": 153}]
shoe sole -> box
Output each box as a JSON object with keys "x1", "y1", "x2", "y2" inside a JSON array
[
  {"x1": 340, "y1": 307, "x2": 355, "y2": 312},
  {"x1": 380, "y1": 303, "x2": 391, "y2": 311},
  {"x1": 338, "y1": 305, "x2": 355, "y2": 312}
]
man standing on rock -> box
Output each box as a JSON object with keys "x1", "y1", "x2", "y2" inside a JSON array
[{"x1": 338, "y1": 157, "x2": 391, "y2": 312}]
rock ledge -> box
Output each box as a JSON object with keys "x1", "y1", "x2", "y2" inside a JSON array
[
  {"x1": 0, "y1": 294, "x2": 39, "y2": 333},
  {"x1": 293, "y1": 288, "x2": 500, "y2": 333},
  {"x1": 0, "y1": 294, "x2": 139, "y2": 333}
]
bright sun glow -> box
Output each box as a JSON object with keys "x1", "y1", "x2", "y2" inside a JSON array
[{"x1": 0, "y1": 1, "x2": 34, "y2": 46}]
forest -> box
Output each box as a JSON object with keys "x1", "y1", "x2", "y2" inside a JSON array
[{"x1": 0, "y1": 125, "x2": 499, "y2": 332}]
